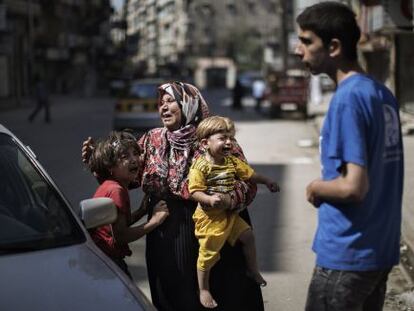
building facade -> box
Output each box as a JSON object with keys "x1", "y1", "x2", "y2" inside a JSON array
[
  {"x1": 126, "y1": 0, "x2": 283, "y2": 88},
  {"x1": 352, "y1": 0, "x2": 414, "y2": 112},
  {"x1": 0, "y1": 0, "x2": 114, "y2": 108},
  {"x1": 294, "y1": 0, "x2": 414, "y2": 110}
]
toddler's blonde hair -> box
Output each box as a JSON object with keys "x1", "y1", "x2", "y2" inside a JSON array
[{"x1": 196, "y1": 115, "x2": 235, "y2": 141}]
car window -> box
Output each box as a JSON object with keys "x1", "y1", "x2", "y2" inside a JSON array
[
  {"x1": 0, "y1": 134, "x2": 84, "y2": 253},
  {"x1": 129, "y1": 83, "x2": 158, "y2": 99}
]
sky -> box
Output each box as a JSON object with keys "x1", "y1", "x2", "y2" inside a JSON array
[{"x1": 111, "y1": 0, "x2": 124, "y2": 11}]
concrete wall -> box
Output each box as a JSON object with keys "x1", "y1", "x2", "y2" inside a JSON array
[{"x1": 194, "y1": 57, "x2": 236, "y2": 89}]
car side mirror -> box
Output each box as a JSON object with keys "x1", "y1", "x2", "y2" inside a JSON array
[{"x1": 79, "y1": 198, "x2": 117, "y2": 229}]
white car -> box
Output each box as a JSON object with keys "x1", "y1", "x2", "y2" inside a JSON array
[{"x1": 0, "y1": 124, "x2": 155, "y2": 311}]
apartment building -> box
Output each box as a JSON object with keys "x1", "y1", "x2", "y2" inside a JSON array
[
  {"x1": 0, "y1": 0, "x2": 113, "y2": 107},
  {"x1": 126, "y1": 0, "x2": 283, "y2": 87},
  {"x1": 352, "y1": 0, "x2": 414, "y2": 111}
]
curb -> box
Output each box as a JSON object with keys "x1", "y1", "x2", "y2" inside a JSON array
[{"x1": 400, "y1": 240, "x2": 414, "y2": 285}]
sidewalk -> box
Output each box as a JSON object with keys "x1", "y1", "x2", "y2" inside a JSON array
[{"x1": 311, "y1": 92, "x2": 414, "y2": 310}]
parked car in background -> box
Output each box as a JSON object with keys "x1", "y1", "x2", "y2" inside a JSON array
[
  {"x1": 267, "y1": 69, "x2": 309, "y2": 119},
  {"x1": 109, "y1": 78, "x2": 128, "y2": 97},
  {"x1": 113, "y1": 79, "x2": 163, "y2": 131},
  {"x1": 0, "y1": 124, "x2": 156, "y2": 311}
]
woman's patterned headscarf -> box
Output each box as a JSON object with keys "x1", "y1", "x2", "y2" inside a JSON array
[
  {"x1": 158, "y1": 81, "x2": 209, "y2": 126},
  {"x1": 139, "y1": 82, "x2": 210, "y2": 197}
]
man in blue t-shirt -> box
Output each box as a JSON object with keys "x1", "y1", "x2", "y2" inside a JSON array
[{"x1": 295, "y1": 2, "x2": 404, "y2": 310}]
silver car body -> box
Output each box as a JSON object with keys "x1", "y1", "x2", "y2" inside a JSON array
[{"x1": 0, "y1": 124, "x2": 155, "y2": 311}]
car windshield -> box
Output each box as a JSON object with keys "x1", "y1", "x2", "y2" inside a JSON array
[
  {"x1": 0, "y1": 134, "x2": 84, "y2": 254},
  {"x1": 129, "y1": 83, "x2": 158, "y2": 99}
]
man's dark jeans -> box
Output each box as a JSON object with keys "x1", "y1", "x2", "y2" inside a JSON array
[{"x1": 305, "y1": 266, "x2": 391, "y2": 311}]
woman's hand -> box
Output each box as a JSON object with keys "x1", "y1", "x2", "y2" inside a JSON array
[
  {"x1": 81, "y1": 136, "x2": 94, "y2": 164},
  {"x1": 149, "y1": 200, "x2": 169, "y2": 226},
  {"x1": 266, "y1": 181, "x2": 280, "y2": 193},
  {"x1": 217, "y1": 193, "x2": 232, "y2": 210},
  {"x1": 208, "y1": 193, "x2": 223, "y2": 208}
]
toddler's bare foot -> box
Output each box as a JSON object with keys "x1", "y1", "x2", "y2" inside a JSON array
[
  {"x1": 247, "y1": 270, "x2": 267, "y2": 287},
  {"x1": 199, "y1": 289, "x2": 218, "y2": 309}
]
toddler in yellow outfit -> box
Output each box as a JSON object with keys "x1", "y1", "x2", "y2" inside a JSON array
[{"x1": 188, "y1": 115, "x2": 280, "y2": 309}]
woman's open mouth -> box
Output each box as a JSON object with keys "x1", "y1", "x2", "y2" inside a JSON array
[{"x1": 161, "y1": 113, "x2": 172, "y2": 122}]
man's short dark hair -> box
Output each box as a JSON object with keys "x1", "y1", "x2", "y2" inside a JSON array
[{"x1": 296, "y1": 1, "x2": 361, "y2": 61}]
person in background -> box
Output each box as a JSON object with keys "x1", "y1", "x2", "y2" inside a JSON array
[
  {"x1": 82, "y1": 82, "x2": 265, "y2": 311},
  {"x1": 189, "y1": 115, "x2": 280, "y2": 308},
  {"x1": 252, "y1": 78, "x2": 266, "y2": 112},
  {"x1": 295, "y1": 2, "x2": 404, "y2": 310},
  {"x1": 86, "y1": 131, "x2": 169, "y2": 278},
  {"x1": 232, "y1": 77, "x2": 244, "y2": 110},
  {"x1": 28, "y1": 75, "x2": 51, "y2": 123}
]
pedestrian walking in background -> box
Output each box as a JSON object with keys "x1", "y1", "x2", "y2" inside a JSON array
[
  {"x1": 232, "y1": 77, "x2": 244, "y2": 110},
  {"x1": 252, "y1": 79, "x2": 266, "y2": 112},
  {"x1": 28, "y1": 75, "x2": 51, "y2": 123},
  {"x1": 296, "y1": 2, "x2": 404, "y2": 311}
]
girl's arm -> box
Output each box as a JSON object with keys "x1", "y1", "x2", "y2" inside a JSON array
[
  {"x1": 112, "y1": 200, "x2": 169, "y2": 244},
  {"x1": 130, "y1": 193, "x2": 149, "y2": 224}
]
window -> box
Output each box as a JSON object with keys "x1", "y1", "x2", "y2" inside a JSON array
[
  {"x1": 247, "y1": 1, "x2": 255, "y2": 13},
  {"x1": 227, "y1": 3, "x2": 237, "y2": 15},
  {"x1": 0, "y1": 134, "x2": 84, "y2": 251}
]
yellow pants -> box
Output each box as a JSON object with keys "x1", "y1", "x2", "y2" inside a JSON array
[{"x1": 193, "y1": 205, "x2": 250, "y2": 271}]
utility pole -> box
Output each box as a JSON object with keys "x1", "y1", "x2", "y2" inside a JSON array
[{"x1": 280, "y1": 0, "x2": 288, "y2": 72}]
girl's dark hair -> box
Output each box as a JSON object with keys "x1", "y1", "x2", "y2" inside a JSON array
[
  {"x1": 88, "y1": 130, "x2": 140, "y2": 180},
  {"x1": 296, "y1": 1, "x2": 360, "y2": 61}
]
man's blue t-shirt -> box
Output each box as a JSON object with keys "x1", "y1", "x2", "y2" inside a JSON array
[{"x1": 314, "y1": 74, "x2": 404, "y2": 271}]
